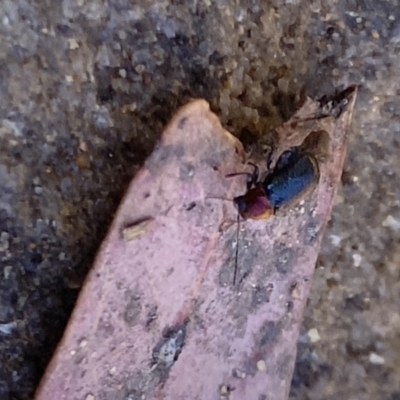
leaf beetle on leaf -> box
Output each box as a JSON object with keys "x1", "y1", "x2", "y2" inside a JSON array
[{"x1": 230, "y1": 148, "x2": 320, "y2": 220}]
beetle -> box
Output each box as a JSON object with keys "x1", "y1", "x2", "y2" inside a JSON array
[
  {"x1": 226, "y1": 147, "x2": 320, "y2": 285},
  {"x1": 231, "y1": 148, "x2": 320, "y2": 220}
]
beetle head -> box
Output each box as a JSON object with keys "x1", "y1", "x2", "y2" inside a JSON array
[{"x1": 233, "y1": 186, "x2": 274, "y2": 220}]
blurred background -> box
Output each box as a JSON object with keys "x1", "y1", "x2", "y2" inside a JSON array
[{"x1": 0, "y1": 0, "x2": 399, "y2": 399}]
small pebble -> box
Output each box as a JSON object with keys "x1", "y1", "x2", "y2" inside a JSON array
[
  {"x1": 329, "y1": 234, "x2": 342, "y2": 246},
  {"x1": 382, "y1": 215, "x2": 400, "y2": 230},
  {"x1": 232, "y1": 368, "x2": 246, "y2": 379},
  {"x1": 3, "y1": 265, "x2": 12, "y2": 279},
  {"x1": 220, "y1": 385, "x2": 228, "y2": 395},
  {"x1": 369, "y1": 352, "x2": 385, "y2": 365},
  {"x1": 0, "y1": 232, "x2": 10, "y2": 252},
  {"x1": 371, "y1": 30, "x2": 380, "y2": 39},
  {"x1": 307, "y1": 328, "x2": 321, "y2": 343},
  {"x1": 291, "y1": 284, "x2": 301, "y2": 299},
  {"x1": 352, "y1": 253, "x2": 362, "y2": 267},
  {"x1": 122, "y1": 218, "x2": 153, "y2": 242},
  {"x1": 109, "y1": 366, "x2": 117, "y2": 375},
  {"x1": 79, "y1": 141, "x2": 88, "y2": 152},
  {"x1": 257, "y1": 359, "x2": 266, "y2": 371},
  {"x1": 118, "y1": 30, "x2": 127, "y2": 40},
  {"x1": 68, "y1": 38, "x2": 80, "y2": 49},
  {"x1": 18, "y1": 296, "x2": 27, "y2": 308},
  {"x1": 135, "y1": 64, "x2": 145, "y2": 73},
  {"x1": 0, "y1": 322, "x2": 17, "y2": 335},
  {"x1": 76, "y1": 154, "x2": 90, "y2": 169}
]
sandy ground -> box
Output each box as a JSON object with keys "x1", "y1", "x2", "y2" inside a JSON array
[{"x1": 0, "y1": 1, "x2": 399, "y2": 399}]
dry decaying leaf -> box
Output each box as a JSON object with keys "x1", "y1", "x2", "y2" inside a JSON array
[{"x1": 35, "y1": 87, "x2": 357, "y2": 400}]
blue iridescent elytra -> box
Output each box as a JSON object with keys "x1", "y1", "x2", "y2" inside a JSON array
[
  {"x1": 233, "y1": 148, "x2": 320, "y2": 220},
  {"x1": 263, "y1": 149, "x2": 318, "y2": 208}
]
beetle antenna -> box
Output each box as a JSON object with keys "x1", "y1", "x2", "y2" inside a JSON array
[
  {"x1": 205, "y1": 196, "x2": 232, "y2": 202},
  {"x1": 226, "y1": 162, "x2": 259, "y2": 190},
  {"x1": 233, "y1": 209, "x2": 240, "y2": 286},
  {"x1": 205, "y1": 195, "x2": 242, "y2": 286}
]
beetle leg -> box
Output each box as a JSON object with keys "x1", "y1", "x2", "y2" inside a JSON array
[
  {"x1": 226, "y1": 163, "x2": 259, "y2": 190},
  {"x1": 225, "y1": 171, "x2": 254, "y2": 185},
  {"x1": 246, "y1": 162, "x2": 259, "y2": 189}
]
